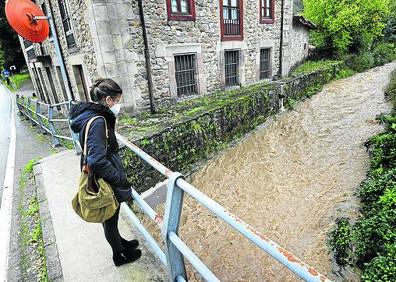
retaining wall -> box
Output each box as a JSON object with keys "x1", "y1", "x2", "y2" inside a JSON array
[{"x1": 119, "y1": 62, "x2": 344, "y2": 192}]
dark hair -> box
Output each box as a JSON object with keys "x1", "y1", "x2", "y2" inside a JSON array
[{"x1": 90, "y1": 78, "x2": 122, "y2": 102}]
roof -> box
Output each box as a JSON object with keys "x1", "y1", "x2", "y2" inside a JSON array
[{"x1": 293, "y1": 15, "x2": 317, "y2": 30}]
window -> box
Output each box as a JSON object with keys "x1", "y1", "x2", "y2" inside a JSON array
[
  {"x1": 175, "y1": 54, "x2": 197, "y2": 96},
  {"x1": 221, "y1": 0, "x2": 243, "y2": 41},
  {"x1": 73, "y1": 65, "x2": 89, "y2": 101},
  {"x1": 260, "y1": 48, "x2": 271, "y2": 79},
  {"x1": 167, "y1": 0, "x2": 196, "y2": 21},
  {"x1": 58, "y1": 0, "x2": 76, "y2": 49},
  {"x1": 23, "y1": 39, "x2": 36, "y2": 60},
  {"x1": 260, "y1": 0, "x2": 274, "y2": 24},
  {"x1": 224, "y1": 50, "x2": 239, "y2": 87}
]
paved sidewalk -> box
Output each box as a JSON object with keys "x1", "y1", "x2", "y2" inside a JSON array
[{"x1": 34, "y1": 150, "x2": 167, "y2": 282}]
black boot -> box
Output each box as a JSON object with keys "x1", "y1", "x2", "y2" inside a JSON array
[
  {"x1": 113, "y1": 249, "x2": 142, "y2": 267},
  {"x1": 121, "y1": 237, "x2": 139, "y2": 250}
]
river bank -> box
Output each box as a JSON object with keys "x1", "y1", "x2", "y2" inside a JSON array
[{"x1": 329, "y1": 65, "x2": 396, "y2": 281}]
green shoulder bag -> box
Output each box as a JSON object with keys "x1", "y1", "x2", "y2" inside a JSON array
[{"x1": 72, "y1": 116, "x2": 119, "y2": 223}]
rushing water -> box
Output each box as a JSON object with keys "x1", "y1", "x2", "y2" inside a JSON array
[{"x1": 142, "y1": 63, "x2": 395, "y2": 281}]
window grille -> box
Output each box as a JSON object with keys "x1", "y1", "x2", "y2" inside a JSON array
[
  {"x1": 225, "y1": 50, "x2": 239, "y2": 87},
  {"x1": 260, "y1": 48, "x2": 271, "y2": 79},
  {"x1": 58, "y1": 0, "x2": 76, "y2": 48},
  {"x1": 223, "y1": 0, "x2": 241, "y2": 36},
  {"x1": 175, "y1": 54, "x2": 197, "y2": 97}
]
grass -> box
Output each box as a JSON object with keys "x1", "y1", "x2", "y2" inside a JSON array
[
  {"x1": 291, "y1": 59, "x2": 342, "y2": 75},
  {"x1": 17, "y1": 158, "x2": 48, "y2": 282},
  {"x1": 3, "y1": 73, "x2": 31, "y2": 92}
]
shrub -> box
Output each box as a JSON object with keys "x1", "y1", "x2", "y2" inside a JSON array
[
  {"x1": 367, "y1": 133, "x2": 396, "y2": 170},
  {"x1": 372, "y1": 43, "x2": 396, "y2": 66},
  {"x1": 329, "y1": 218, "x2": 353, "y2": 266},
  {"x1": 353, "y1": 208, "x2": 396, "y2": 267},
  {"x1": 349, "y1": 52, "x2": 375, "y2": 72},
  {"x1": 362, "y1": 245, "x2": 396, "y2": 282},
  {"x1": 359, "y1": 168, "x2": 396, "y2": 209}
]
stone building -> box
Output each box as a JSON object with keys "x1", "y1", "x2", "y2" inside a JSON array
[{"x1": 19, "y1": 0, "x2": 314, "y2": 113}]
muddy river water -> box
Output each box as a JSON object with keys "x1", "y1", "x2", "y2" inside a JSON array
[{"x1": 143, "y1": 63, "x2": 395, "y2": 281}]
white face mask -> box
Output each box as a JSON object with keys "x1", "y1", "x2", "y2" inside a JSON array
[{"x1": 110, "y1": 103, "x2": 121, "y2": 115}]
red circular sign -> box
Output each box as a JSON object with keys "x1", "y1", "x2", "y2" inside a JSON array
[{"x1": 5, "y1": 0, "x2": 49, "y2": 43}]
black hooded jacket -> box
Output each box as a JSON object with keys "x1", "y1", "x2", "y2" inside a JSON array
[{"x1": 69, "y1": 102, "x2": 131, "y2": 203}]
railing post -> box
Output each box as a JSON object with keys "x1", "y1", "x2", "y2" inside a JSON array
[
  {"x1": 15, "y1": 94, "x2": 23, "y2": 115},
  {"x1": 67, "y1": 101, "x2": 82, "y2": 154},
  {"x1": 35, "y1": 100, "x2": 46, "y2": 134},
  {"x1": 48, "y1": 105, "x2": 61, "y2": 147},
  {"x1": 26, "y1": 98, "x2": 35, "y2": 125},
  {"x1": 162, "y1": 172, "x2": 187, "y2": 281}
]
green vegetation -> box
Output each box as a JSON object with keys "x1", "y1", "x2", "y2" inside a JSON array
[
  {"x1": 303, "y1": 0, "x2": 390, "y2": 55},
  {"x1": 329, "y1": 69, "x2": 396, "y2": 280},
  {"x1": 292, "y1": 60, "x2": 342, "y2": 75},
  {"x1": 303, "y1": 0, "x2": 396, "y2": 76},
  {"x1": 17, "y1": 159, "x2": 48, "y2": 282},
  {"x1": 4, "y1": 73, "x2": 31, "y2": 92}
]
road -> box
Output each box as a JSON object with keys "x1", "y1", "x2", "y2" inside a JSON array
[
  {"x1": 0, "y1": 81, "x2": 51, "y2": 280},
  {"x1": 0, "y1": 84, "x2": 12, "y2": 204}
]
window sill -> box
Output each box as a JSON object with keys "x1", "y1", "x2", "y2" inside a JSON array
[
  {"x1": 68, "y1": 46, "x2": 79, "y2": 54},
  {"x1": 168, "y1": 14, "x2": 196, "y2": 21},
  {"x1": 221, "y1": 35, "x2": 244, "y2": 42},
  {"x1": 261, "y1": 18, "x2": 275, "y2": 24}
]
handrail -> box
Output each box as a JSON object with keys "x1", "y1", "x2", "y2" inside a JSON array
[
  {"x1": 116, "y1": 133, "x2": 331, "y2": 282},
  {"x1": 15, "y1": 95, "x2": 79, "y2": 151}
]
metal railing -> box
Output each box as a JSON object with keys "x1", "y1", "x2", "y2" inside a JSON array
[
  {"x1": 16, "y1": 96, "x2": 331, "y2": 281},
  {"x1": 15, "y1": 95, "x2": 80, "y2": 151},
  {"x1": 115, "y1": 133, "x2": 331, "y2": 282}
]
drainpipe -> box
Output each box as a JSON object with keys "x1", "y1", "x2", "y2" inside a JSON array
[
  {"x1": 138, "y1": 0, "x2": 156, "y2": 114},
  {"x1": 47, "y1": 0, "x2": 74, "y2": 101},
  {"x1": 278, "y1": 0, "x2": 285, "y2": 78}
]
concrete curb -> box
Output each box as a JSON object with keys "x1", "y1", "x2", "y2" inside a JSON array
[{"x1": 34, "y1": 163, "x2": 64, "y2": 282}]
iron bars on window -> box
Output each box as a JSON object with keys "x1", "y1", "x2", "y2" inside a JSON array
[
  {"x1": 225, "y1": 50, "x2": 239, "y2": 87},
  {"x1": 260, "y1": 48, "x2": 271, "y2": 79},
  {"x1": 175, "y1": 54, "x2": 197, "y2": 97}
]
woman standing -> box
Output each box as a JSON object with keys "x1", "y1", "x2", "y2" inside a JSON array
[{"x1": 70, "y1": 78, "x2": 141, "y2": 266}]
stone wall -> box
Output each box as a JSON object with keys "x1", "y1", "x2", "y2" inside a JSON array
[
  {"x1": 119, "y1": 62, "x2": 344, "y2": 192},
  {"x1": 126, "y1": 0, "x2": 300, "y2": 108}
]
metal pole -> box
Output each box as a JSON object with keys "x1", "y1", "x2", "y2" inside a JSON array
[
  {"x1": 34, "y1": 16, "x2": 73, "y2": 101},
  {"x1": 138, "y1": 0, "x2": 156, "y2": 113},
  {"x1": 162, "y1": 172, "x2": 187, "y2": 281},
  {"x1": 278, "y1": 0, "x2": 285, "y2": 78}
]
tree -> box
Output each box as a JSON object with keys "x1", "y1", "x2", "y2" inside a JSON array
[
  {"x1": 303, "y1": 0, "x2": 390, "y2": 55},
  {"x1": 384, "y1": 0, "x2": 396, "y2": 43},
  {"x1": 0, "y1": 3, "x2": 26, "y2": 71}
]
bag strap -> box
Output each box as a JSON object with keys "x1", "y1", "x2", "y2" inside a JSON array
[{"x1": 83, "y1": 116, "x2": 108, "y2": 158}]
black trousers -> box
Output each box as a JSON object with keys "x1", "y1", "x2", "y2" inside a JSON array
[{"x1": 102, "y1": 207, "x2": 123, "y2": 253}]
